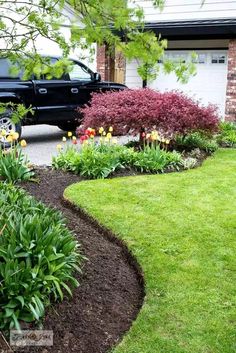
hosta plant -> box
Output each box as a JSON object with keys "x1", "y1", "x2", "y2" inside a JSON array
[{"x1": 0, "y1": 183, "x2": 82, "y2": 330}]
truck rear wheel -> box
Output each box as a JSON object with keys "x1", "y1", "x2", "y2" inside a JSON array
[
  {"x1": 57, "y1": 122, "x2": 78, "y2": 132},
  {"x1": 0, "y1": 109, "x2": 22, "y2": 147}
]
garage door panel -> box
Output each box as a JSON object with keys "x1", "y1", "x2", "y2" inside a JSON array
[{"x1": 148, "y1": 50, "x2": 227, "y2": 117}]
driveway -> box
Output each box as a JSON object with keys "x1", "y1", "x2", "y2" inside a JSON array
[
  {"x1": 22, "y1": 125, "x2": 134, "y2": 166},
  {"x1": 23, "y1": 125, "x2": 66, "y2": 166}
]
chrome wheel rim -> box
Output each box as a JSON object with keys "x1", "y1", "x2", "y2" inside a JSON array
[{"x1": 0, "y1": 115, "x2": 16, "y2": 143}]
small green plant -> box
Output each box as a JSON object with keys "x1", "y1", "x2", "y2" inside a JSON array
[
  {"x1": 0, "y1": 130, "x2": 33, "y2": 183},
  {"x1": 0, "y1": 183, "x2": 82, "y2": 330},
  {"x1": 174, "y1": 132, "x2": 218, "y2": 153},
  {"x1": 133, "y1": 145, "x2": 182, "y2": 173},
  {"x1": 0, "y1": 102, "x2": 33, "y2": 125},
  {"x1": 217, "y1": 122, "x2": 236, "y2": 147},
  {"x1": 0, "y1": 147, "x2": 34, "y2": 183}
]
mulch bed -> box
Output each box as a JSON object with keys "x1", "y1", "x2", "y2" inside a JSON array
[{"x1": 9, "y1": 168, "x2": 144, "y2": 353}]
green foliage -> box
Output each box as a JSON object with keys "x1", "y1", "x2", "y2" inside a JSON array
[
  {"x1": 174, "y1": 132, "x2": 218, "y2": 153},
  {"x1": 0, "y1": 183, "x2": 82, "y2": 330},
  {"x1": 0, "y1": 103, "x2": 33, "y2": 124},
  {"x1": 0, "y1": 146, "x2": 34, "y2": 183},
  {"x1": 133, "y1": 145, "x2": 182, "y2": 173},
  {"x1": 0, "y1": 0, "x2": 202, "y2": 82},
  {"x1": 53, "y1": 144, "x2": 130, "y2": 179},
  {"x1": 217, "y1": 122, "x2": 236, "y2": 147},
  {"x1": 52, "y1": 142, "x2": 182, "y2": 178}
]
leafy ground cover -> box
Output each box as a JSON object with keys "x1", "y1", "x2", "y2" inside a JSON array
[
  {"x1": 64, "y1": 148, "x2": 236, "y2": 353},
  {"x1": 0, "y1": 183, "x2": 82, "y2": 330}
]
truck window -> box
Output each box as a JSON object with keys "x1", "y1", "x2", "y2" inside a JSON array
[
  {"x1": 69, "y1": 62, "x2": 92, "y2": 81},
  {"x1": 0, "y1": 58, "x2": 21, "y2": 79}
]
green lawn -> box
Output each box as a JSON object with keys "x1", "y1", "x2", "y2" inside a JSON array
[{"x1": 64, "y1": 149, "x2": 236, "y2": 353}]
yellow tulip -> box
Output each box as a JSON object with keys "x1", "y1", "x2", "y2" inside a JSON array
[
  {"x1": 102, "y1": 131, "x2": 106, "y2": 136},
  {"x1": 72, "y1": 136, "x2": 77, "y2": 141},
  {"x1": 68, "y1": 131, "x2": 72, "y2": 137},
  {"x1": 20, "y1": 139, "x2": 27, "y2": 147},
  {"x1": 165, "y1": 139, "x2": 170, "y2": 144},
  {"x1": 99, "y1": 127, "x2": 104, "y2": 134},
  {"x1": 109, "y1": 126, "x2": 113, "y2": 132},
  {"x1": 62, "y1": 136, "x2": 67, "y2": 142},
  {"x1": 12, "y1": 132, "x2": 19, "y2": 141},
  {"x1": 6, "y1": 135, "x2": 13, "y2": 143},
  {"x1": 0, "y1": 129, "x2": 6, "y2": 137},
  {"x1": 9, "y1": 130, "x2": 15, "y2": 136},
  {"x1": 106, "y1": 132, "x2": 112, "y2": 139}
]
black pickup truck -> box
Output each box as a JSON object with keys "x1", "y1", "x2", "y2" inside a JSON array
[{"x1": 0, "y1": 56, "x2": 126, "y2": 139}]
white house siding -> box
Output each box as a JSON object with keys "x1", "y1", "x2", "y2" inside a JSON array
[
  {"x1": 0, "y1": 4, "x2": 96, "y2": 72},
  {"x1": 125, "y1": 60, "x2": 143, "y2": 88},
  {"x1": 129, "y1": 0, "x2": 236, "y2": 22}
]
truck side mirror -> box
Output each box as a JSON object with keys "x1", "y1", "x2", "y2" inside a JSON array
[{"x1": 93, "y1": 72, "x2": 101, "y2": 82}]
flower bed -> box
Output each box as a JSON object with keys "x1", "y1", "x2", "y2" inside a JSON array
[{"x1": 53, "y1": 128, "x2": 218, "y2": 179}]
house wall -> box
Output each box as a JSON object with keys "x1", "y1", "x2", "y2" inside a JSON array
[
  {"x1": 130, "y1": 0, "x2": 236, "y2": 22},
  {"x1": 125, "y1": 39, "x2": 229, "y2": 88},
  {"x1": 0, "y1": 4, "x2": 96, "y2": 71},
  {"x1": 225, "y1": 39, "x2": 236, "y2": 121}
]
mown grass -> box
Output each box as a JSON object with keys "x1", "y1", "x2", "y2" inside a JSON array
[{"x1": 64, "y1": 149, "x2": 236, "y2": 353}]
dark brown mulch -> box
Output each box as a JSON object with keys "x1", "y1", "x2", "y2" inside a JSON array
[{"x1": 13, "y1": 168, "x2": 144, "y2": 353}]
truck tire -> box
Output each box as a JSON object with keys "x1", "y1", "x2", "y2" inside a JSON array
[
  {"x1": 57, "y1": 122, "x2": 78, "y2": 132},
  {"x1": 0, "y1": 108, "x2": 22, "y2": 148}
]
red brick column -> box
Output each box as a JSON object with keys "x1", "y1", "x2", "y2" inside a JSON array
[
  {"x1": 96, "y1": 45, "x2": 106, "y2": 80},
  {"x1": 96, "y1": 44, "x2": 113, "y2": 81},
  {"x1": 225, "y1": 39, "x2": 236, "y2": 122}
]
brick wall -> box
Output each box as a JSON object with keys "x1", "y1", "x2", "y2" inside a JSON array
[
  {"x1": 96, "y1": 44, "x2": 114, "y2": 81},
  {"x1": 96, "y1": 45, "x2": 107, "y2": 80},
  {"x1": 225, "y1": 39, "x2": 236, "y2": 122},
  {"x1": 97, "y1": 45, "x2": 126, "y2": 83}
]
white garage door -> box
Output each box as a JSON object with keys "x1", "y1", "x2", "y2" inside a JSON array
[{"x1": 148, "y1": 50, "x2": 228, "y2": 117}]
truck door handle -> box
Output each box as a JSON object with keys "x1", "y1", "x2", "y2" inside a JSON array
[
  {"x1": 38, "y1": 88, "x2": 47, "y2": 94},
  {"x1": 71, "y1": 88, "x2": 78, "y2": 94}
]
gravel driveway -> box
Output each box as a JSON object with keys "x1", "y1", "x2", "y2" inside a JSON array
[{"x1": 22, "y1": 124, "x2": 134, "y2": 166}]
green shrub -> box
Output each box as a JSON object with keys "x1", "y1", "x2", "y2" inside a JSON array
[
  {"x1": 53, "y1": 144, "x2": 137, "y2": 179},
  {"x1": 174, "y1": 132, "x2": 218, "y2": 153},
  {"x1": 217, "y1": 122, "x2": 236, "y2": 147},
  {"x1": 0, "y1": 183, "x2": 82, "y2": 330},
  {"x1": 53, "y1": 142, "x2": 182, "y2": 178},
  {"x1": 0, "y1": 147, "x2": 34, "y2": 183},
  {"x1": 132, "y1": 146, "x2": 182, "y2": 173}
]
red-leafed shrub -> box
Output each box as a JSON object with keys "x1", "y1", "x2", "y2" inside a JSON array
[{"x1": 81, "y1": 88, "x2": 219, "y2": 136}]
